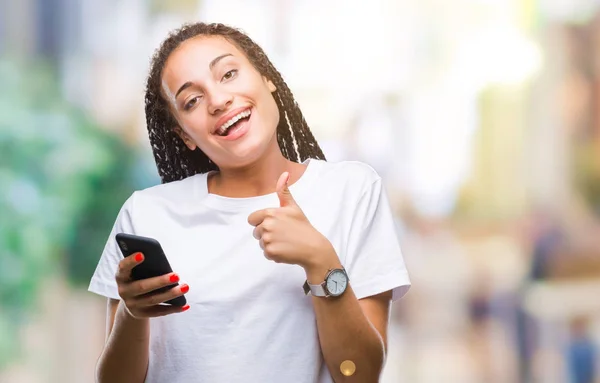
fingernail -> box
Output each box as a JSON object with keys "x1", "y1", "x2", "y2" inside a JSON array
[
  {"x1": 180, "y1": 284, "x2": 189, "y2": 293},
  {"x1": 182, "y1": 305, "x2": 190, "y2": 312},
  {"x1": 134, "y1": 253, "x2": 144, "y2": 262},
  {"x1": 170, "y1": 274, "x2": 180, "y2": 283}
]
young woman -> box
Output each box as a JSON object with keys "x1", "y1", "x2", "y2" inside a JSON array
[{"x1": 89, "y1": 22, "x2": 410, "y2": 383}]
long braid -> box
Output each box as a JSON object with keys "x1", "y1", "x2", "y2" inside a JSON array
[
  {"x1": 274, "y1": 91, "x2": 299, "y2": 162},
  {"x1": 145, "y1": 22, "x2": 325, "y2": 184},
  {"x1": 271, "y1": 74, "x2": 325, "y2": 161}
]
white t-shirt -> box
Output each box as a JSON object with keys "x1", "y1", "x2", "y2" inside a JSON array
[{"x1": 89, "y1": 159, "x2": 410, "y2": 383}]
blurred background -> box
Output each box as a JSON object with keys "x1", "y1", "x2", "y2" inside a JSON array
[{"x1": 2, "y1": 0, "x2": 600, "y2": 382}]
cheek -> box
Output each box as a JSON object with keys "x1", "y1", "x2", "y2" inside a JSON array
[
  {"x1": 181, "y1": 113, "x2": 211, "y2": 139},
  {"x1": 262, "y1": 92, "x2": 280, "y2": 130},
  {"x1": 177, "y1": 115, "x2": 219, "y2": 154}
]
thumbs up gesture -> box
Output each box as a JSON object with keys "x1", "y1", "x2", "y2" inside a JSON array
[{"x1": 247, "y1": 172, "x2": 337, "y2": 269}]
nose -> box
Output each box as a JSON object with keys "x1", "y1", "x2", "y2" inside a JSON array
[{"x1": 207, "y1": 87, "x2": 233, "y2": 115}]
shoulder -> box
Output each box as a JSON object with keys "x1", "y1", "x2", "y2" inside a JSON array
[{"x1": 312, "y1": 159, "x2": 381, "y2": 190}]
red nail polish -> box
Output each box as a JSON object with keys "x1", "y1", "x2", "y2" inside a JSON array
[
  {"x1": 182, "y1": 305, "x2": 190, "y2": 312},
  {"x1": 169, "y1": 274, "x2": 179, "y2": 283},
  {"x1": 135, "y1": 253, "x2": 144, "y2": 262},
  {"x1": 180, "y1": 284, "x2": 189, "y2": 293}
]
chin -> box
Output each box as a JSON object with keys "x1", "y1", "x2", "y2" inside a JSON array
[
  {"x1": 214, "y1": 145, "x2": 267, "y2": 170},
  {"x1": 208, "y1": 126, "x2": 278, "y2": 169}
]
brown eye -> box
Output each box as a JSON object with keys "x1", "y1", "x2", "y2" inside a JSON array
[
  {"x1": 184, "y1": 96, "x2": 201, "y2": 111},
  {"x1": 222, "y1": 69, "x2": 238, "y2": 81}
]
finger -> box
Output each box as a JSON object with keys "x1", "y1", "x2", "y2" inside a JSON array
[
  {"x1": 136, "y1": 283, "x2": 189, "y2": 307},
  {"x1": 140, "y1": 303, "x2": 190, "y2": 318},
  {"x1": 252, "y1": 224, "x2": 265, "y2": 240},
  {"x1": 115, "y1": 252, "x2": 144, "y2": 282},
  {"x1": 129, "y1": 272, "x2": 181, "y2": 297},
  {"x1": 248, "y1": 208, "x2": 272, "y2": 227},
  {"x1": 276, "y1": 172, "x2": 295, "y2": 207}
]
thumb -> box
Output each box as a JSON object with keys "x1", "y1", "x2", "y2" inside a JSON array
[{"x1": 276, "y1": 171, "x2": 296, "y2": 207}]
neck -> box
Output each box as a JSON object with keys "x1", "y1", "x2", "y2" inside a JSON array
[{"x1": 209, "y1": 145, "x2": 305, "y2": 198}]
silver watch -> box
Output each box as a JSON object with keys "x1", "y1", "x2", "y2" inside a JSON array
[{"x1": 303, "y1": 268, "x2": 349, "y2": 298}]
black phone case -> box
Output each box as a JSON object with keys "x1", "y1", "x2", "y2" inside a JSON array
[{"x1": 115, "y1": 233, "x2": 187, "y2": 306}]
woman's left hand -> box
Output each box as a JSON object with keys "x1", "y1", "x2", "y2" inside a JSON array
[{"x1": 247, "y1": 172, "x2": 338, "y2": 271}]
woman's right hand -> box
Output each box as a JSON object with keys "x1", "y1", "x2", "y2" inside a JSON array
[{"x1": 115, "y1": 252, "x2": 190, "y2": 319}]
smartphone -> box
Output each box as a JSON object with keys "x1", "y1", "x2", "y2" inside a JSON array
[{"x1": 115, "y1": 233, "x2": 187, "y2": 307}]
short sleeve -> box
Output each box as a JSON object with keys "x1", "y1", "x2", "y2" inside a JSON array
[
  {"x1": 88, "y1": 193, "x2": 136, "y2": 300},
  {"x1": 345, "y1": 178, "x2": 410, "y2": 301}
]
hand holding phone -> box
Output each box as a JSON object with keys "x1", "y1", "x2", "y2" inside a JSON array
[{"x1": 114, "y1": 233, "x2": 189, "y2": 318}]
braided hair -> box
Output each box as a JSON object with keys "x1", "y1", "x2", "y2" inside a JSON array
[{"x1": 144, "y1": 22, "x2": 326, "y2": 184}]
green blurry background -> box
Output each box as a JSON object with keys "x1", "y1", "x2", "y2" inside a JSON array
[{"x1": 0, "y1": 58, "x2": 149, "y2": 369}]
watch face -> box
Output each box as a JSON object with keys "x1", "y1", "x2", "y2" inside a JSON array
[{"x1": 326, "y1": 269, "x2": 348, "y2": 297}]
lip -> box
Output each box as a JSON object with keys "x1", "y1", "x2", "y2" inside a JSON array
[
  {"x1": 217, "y1": 113, "x2": 251, "y2": 141},
  {"x1": 213, "y1": 106, "x2": 252, "y2": 135}
]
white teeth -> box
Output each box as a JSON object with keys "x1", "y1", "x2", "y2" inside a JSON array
[{"x1": 216, "y1": 110, "x2": 251, "y2": 135}]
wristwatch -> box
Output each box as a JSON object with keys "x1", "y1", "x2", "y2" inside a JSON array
[{"x1": 303, "y1": 268, "x2": 349, "y2": 298}]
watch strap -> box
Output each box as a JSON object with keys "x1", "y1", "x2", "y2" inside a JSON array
[{"x1": 303, "y1": 280, "x2": 327, "y2": 297}]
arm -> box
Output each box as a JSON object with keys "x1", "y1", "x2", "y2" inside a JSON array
[
  {"x1": 94, "y1": 253, "x2": 190, "y2": 383},
  {"x1": 95, "y1": 299, "x2": 150, "y2": 383},
  {"x1": 306, "y1": 253, "x2": 392, "y2": 383},
  {"x1": 248, "y1": 172, "x2": 408, "y2": 382}
]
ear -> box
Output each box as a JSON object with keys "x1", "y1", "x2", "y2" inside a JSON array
[
  {"x1": 263, "y1": 76, "x2": 277, "y2": 93},
  {"x1": 173, "y1": 126, "x2": 197, "y2": 151}
]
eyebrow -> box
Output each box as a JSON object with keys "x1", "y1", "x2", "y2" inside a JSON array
[{"x1": 174, "y1": 53, "x2": 233, "y2": 99}]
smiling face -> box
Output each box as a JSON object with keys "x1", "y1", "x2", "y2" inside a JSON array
[{"x1": 161, "y1": 35, "x2": 280, "y2": 170}]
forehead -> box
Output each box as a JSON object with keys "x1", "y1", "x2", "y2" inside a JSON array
[{"x1": 162, "y1": 35, "x2": 246, "y2": 86}]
